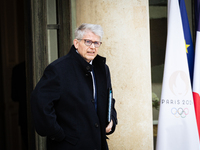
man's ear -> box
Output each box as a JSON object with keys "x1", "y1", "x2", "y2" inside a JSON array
[{"x1": 73, "y1": 39, "x2": 79, "y2": 49}]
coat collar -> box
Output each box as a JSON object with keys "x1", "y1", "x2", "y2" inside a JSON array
[{"x1": 70, "y1": 45, "x2": 106, "y2": 72}]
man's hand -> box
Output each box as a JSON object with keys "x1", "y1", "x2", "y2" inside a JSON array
[{"x1": 106, "y1": 120, "x2": 113, "y2": 133}]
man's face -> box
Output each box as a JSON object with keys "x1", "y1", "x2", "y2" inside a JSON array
[{"x1": 73, "y1": 31, "x2": 100, "y2": 63}]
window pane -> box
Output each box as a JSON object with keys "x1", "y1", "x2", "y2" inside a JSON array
[
  {"x1": 47, "y1": 30, "x2": 58, "y2": 63},
  {"x1": 47, "y1": 0, "x2": 57, "y2": 24}
]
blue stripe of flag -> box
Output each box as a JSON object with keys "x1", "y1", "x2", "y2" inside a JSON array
[{"x1": 179, "y1": 0, "x2": 194, "y2": 85}]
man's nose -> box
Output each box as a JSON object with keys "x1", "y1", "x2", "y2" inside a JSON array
[{"x1": 90, "y1": 43, "x2": 95, "y2": 48}]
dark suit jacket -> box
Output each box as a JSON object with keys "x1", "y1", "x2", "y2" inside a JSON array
[{"x1": 31, "y1": 45, "x2": 117, "y2": 150}]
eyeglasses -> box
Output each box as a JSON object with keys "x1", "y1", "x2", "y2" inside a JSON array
[{"x1": 78, "y1": 39, "x2": 102, "y2": 48}]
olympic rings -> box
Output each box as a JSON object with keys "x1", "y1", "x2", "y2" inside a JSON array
[{"x1": 171, "y1": 107, "x2": 189, "y2": 118}]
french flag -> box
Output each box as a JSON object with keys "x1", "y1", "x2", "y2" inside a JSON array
[{"x1": 193, "y1": 0, "x2": 200, "y2": 146}]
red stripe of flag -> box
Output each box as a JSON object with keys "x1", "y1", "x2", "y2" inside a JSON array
[{"x1": 193, "y1": 92, "x2": 200, "y2": 138}]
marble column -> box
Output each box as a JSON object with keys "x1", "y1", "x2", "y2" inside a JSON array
[{"x1": 76, "y1": 0, "x2": 153, "y2": 149}]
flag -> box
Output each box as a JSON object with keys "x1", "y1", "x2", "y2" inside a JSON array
[
  {"x1": 156, "y1": 0, "x2": 199, "y2": 150},
  {"x1": 179, "y1": 0, "x2": 194, "y2": 85},
  {"x1": 193, "y1": 0, "x2": 200, "y2": 144}
]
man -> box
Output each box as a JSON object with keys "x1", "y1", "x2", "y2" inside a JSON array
[{"x1": 31, "y1": 23, "x2": 117, "y2": 150}]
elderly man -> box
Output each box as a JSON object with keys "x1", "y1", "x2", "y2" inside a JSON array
[{"x1": 31, "y1": 23, "x2": 117, "y2": 150}]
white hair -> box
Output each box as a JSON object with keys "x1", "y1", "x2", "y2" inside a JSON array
[{"x1": 75, "y1": 23, "x2": 104, "y2": 41}]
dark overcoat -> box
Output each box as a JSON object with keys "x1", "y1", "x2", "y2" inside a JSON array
[{"x1": 31, "y1": 45, "x2": 117, "y2": 150}]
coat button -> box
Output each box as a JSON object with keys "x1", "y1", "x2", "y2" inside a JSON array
[
  {"x1": 86, "y1": 66, "x2": 90, "y2": 70},
  {"x1": 85, "y1": 73, "x2": 89, "y2": 76},
  {"x1": 95, "y1": 123, "x2": 99, "y2": 128},
  {"x1": 91, "y1": 99, "x2": 95, "y2": 103}
]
